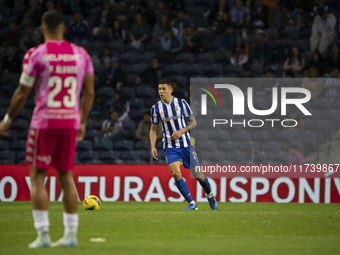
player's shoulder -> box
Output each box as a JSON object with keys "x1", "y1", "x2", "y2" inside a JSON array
[
  {"x1": 24, "y1": 43, "x2": 46, "y2": 59},
  {"x1": 70, "y1": 42, "x2": 90, "y2": 58},
  {"x1": 151, "y1": 100, "x2": 162, "y2": 110}
]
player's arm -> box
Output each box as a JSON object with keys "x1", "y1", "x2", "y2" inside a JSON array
[
  {"x1": 170, "y1": 115, "x2": 197, "y2": 140},
  {"x1": 77, "y1": 74, "x2": 95, "y2": 141},
  {"x1": 150, "y1": 123, "x2": 158, "y2": 160},
  {"x1": 0, "y1": 84, "x2": 32, "y2": 136}
]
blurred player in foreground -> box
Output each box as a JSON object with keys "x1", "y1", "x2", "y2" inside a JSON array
[
  {"x1": 150, "y1": 79, "x2": 218, "y2": 210},
  {"x1": 0, "y1": 10, "x2": 94, "y2": 248}
]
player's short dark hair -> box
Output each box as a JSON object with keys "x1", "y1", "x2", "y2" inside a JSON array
[
  {"x1": 42, "y1": 10, "x2": 64, "y2": 32},
  {"x1": 159, "y1": 79, "x2": 173, "y2": 88},
  {"x1": 289, "y1": 144, "x2": 297, "y2": 150},
  {"x1": 143, "y1": 110, "x2": 150, "y2": 116}
]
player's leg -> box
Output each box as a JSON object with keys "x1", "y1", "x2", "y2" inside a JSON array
[
  {"x1": 28, "y1": 166, "x2": 52, "y2": 248},
  {"x1": 168, "y1": 161, "x2": 198, "y2": 210},
  {"x1": 52, "y1": 170, "x2": 78, "y2": 247},
  {"x1": 186, "y1": 147, "x2": 218, "y2": 210},
  {"x1": 51, "y1": 129, "x2": 78, "y2": 247}
]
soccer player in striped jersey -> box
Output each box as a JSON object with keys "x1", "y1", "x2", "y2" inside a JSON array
[{"x1": 150, "y1": 79, "x2": 218, "y2": 210}]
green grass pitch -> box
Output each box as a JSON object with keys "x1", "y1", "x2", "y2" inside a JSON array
[{"x1": 1, "y1": 202, "x2": 340, "y2": 255}]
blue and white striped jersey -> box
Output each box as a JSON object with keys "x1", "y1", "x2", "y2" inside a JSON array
[{"x1": 151, "y1": 97, "x2": 193, "y2": 149}]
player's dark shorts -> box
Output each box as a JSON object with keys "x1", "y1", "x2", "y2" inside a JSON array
[
  {"x1": 25, "y1": 128, "x2": 77, "y2": 172},
  {"x1": 163, "y1": 146, "x2": 200, "y2": 169}
]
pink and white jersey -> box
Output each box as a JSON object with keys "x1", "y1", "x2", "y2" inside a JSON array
[{"x1": 20, "y1": 40, "x2": 94, "y2": 129}]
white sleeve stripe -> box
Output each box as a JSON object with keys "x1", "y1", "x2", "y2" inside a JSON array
[{"x1": 19, "y1": 73, "x2": 35, "y2": 87}]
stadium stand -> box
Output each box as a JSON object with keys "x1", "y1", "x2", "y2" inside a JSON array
[{"x1": 0, "y1": 0, "x2": 340, "y2": 165}]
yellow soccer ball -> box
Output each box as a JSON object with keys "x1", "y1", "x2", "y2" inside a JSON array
[{"x1": 83, "y1": 195, "x2": 101, "y2": 211}]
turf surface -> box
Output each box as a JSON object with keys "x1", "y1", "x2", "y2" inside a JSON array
[{"x1": 0, "y1": 202, "x2": 339, "y2": 255}]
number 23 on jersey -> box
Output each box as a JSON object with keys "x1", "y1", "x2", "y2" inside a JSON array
[{"x1": 48, "y1": 76, "x2": 77, "y2": 108}]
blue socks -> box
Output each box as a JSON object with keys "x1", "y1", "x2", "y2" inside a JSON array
[
  {"x1": 175, "y1": 178, "x2": 193, "y2": 203},
  {"x1": 199, "y1": 176, "x2": 212, "y2": 195}
]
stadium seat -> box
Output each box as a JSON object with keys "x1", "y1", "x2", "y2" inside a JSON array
[
  {"x1": 227, "y1": 151, "x2": 247, "y2": 163},
  {"x1": 297, "y1": 131, "x2": 317, "y2": 153},
  {"x1": 157, "y1": 150, "x2": 165, "y2": 160},
  {"x1": 136, "y1": 86, "x2": 156, "y2": 100},
  {"x1": 322, "y1": 109, "x2": 340, "y2": 129},
  {"x1": 96, "y1": 87, "x2": 115, "y2": 101},
  {"x1": 16, "y1": 151, "x2": 26, "y2": 162},
  {"x1": 312, "y1": 99, "x2": 332, "y2": 110},
  {"x1": 108, "y1": 42, "x2": 125, "y2": 55},
  {"x1": 0, "y1": 140, "x2": 10, "y2": 151},
  {"x1": 0, "y1": 159, "x2": 15, "y2": 164},
  {"x1": 183, "y1": 64, "x2": 203, "y2": 78},
  {"x1": 1, "y1": 84, "x2": 16, "y2": 97},
  {"x1": 203, "y1": 64, "x2": 223, "y2": 77},
  {"x1": 172, "y1": 75, "x2": 187, "y2": 88},
  {"x1": 86, "y1": 120, "x2": 93, "y2": 131},
  {"x1": 77, "y1": 141, "x2": 93, "y2": 152},
  {"x1": 156, "y1": 140, "x2": 163, "y2": 150},
  {"x1": 127, "y1": 159, "x2": 147, "y2": 164},
  {"x1": 285, "y1": 28, "x2": 299, "y2": 40},
  {"x1": 153, "y1": 159, "x2": 166, "y2": 164},
  {"x1": 255, "y1": 151, "x2": 268, "y2": 164},
  {"x1": 231, "y1": 130, "x2": 251, "y2": 141},
  {"x1": 139, "y1": 150, "x2": 151, "y2": 161},
  {"x1": 175, "y1": 53, "x2": 195, "y2": 64},
  {"x1": 239, "y1": 141, "x2": 260, "y2": 159},
  {"x1": 129, "y1": 98, "x2": 145, "y2": 110},
  {"x1": 209, "y1": 130, "x2": 230, "y2": 142},
  {"x1": 0, "y1": 150, "x2": 15, "y2": 162},
  {"x1": 85, "y1": 159, "x2": 103, "y2": 164},
  {"x1": 79, "y1": 151, "x2": 100, "y2": 162},
  {"x1": 100, "y1": 151, "x2": 120, "y2": 163},
  {"x1": 224, "y1": 64, "x2": 242, "y2": 76},
  {"x1": 218, "y1": 141, "x2": 239, "y2": 152},
  {"x1": 250, "y1": 64, "x2": 264, "y2": 76},
  {"x1": 120, "y1": 87, "x2": 135, "y2": 100},
  {"x1": 261, "y1": 141, "x2": 282, "y2": 153},
  {"x1": 203, "y1": 151, "x2": 225, "y2": 162},
  {"x1": 202, "y1": 141, "x2": 217, "y2": 152},
  {"x1": 125, "y1": 63, "x2": 148, "y2": 76},
  {"x1": 114, "y1": 140, "x2": 134, "y2": 151},
  {"x1": 0, "y1": 130, "x2": 18, "y2": 143},
  {"x1": 206, "y1": 41, "x2": 220, "y2": 52},
  {"x1": 145, "y1": 41, "x2": 162, "y2": 55},
  {"x1": 130, "y1": 109, "x2": 144, "y2": 123},
  {"x1": 84, "y1": 130, "x2": 102, "y2": 141},
  {"x1": 121, "y1": 150, "x2": 141, "y2": 161},
  {"x1": 118, "y1": 53, "x2": 136, "y2": 67},
  {"x1": 87, "y1": 41, "x2": 104, "y2": 55},
  {"x1": 196, "y1": 53, "x2": 214, "y2": 65},
  {"x1": 276, "y1": 131, "x2": 296, "y2": 142},
  {"x1": 135, "y1": 140, "x2": 151, "y2": 151},
  {"x1": 164, "y1": 64, "x2": 183, "y2": 77},
  {"x1": 94, "y1": 119, "x2": 105, "y2": 130},
  {"x1": 9, "y1": 119, "x2": 29, "y2": 132},
  {"x1": 136, "y1": 52, "x2": 155, "y2": 64},
  {"x1": 94, "y1": 140, "x2": 113, "y2": 152},
  {"x1": 214, "y1": 52, "x2": 230, "y2": 65},
  {"x1": 265, "y1": 29, "x2": 278, "y2": 40},
  {"x1": 282, "y1": 141, "x2": 304, "y2": 155},
  {"x1": 269, "y1": 151, "x2": 289, "y2": 164},
  {"x1": 10, "y1": 140, "x2": 26, "y2": 153},
  {"x1": 15, "y1": 109, "x2": 32, "y2": 122},
  {"x1": 332, "y1": 98, "x2": 340, "y2": 109},
  {"x1": 252, "y1": 130, "x2": 272, "y2": 142}
]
